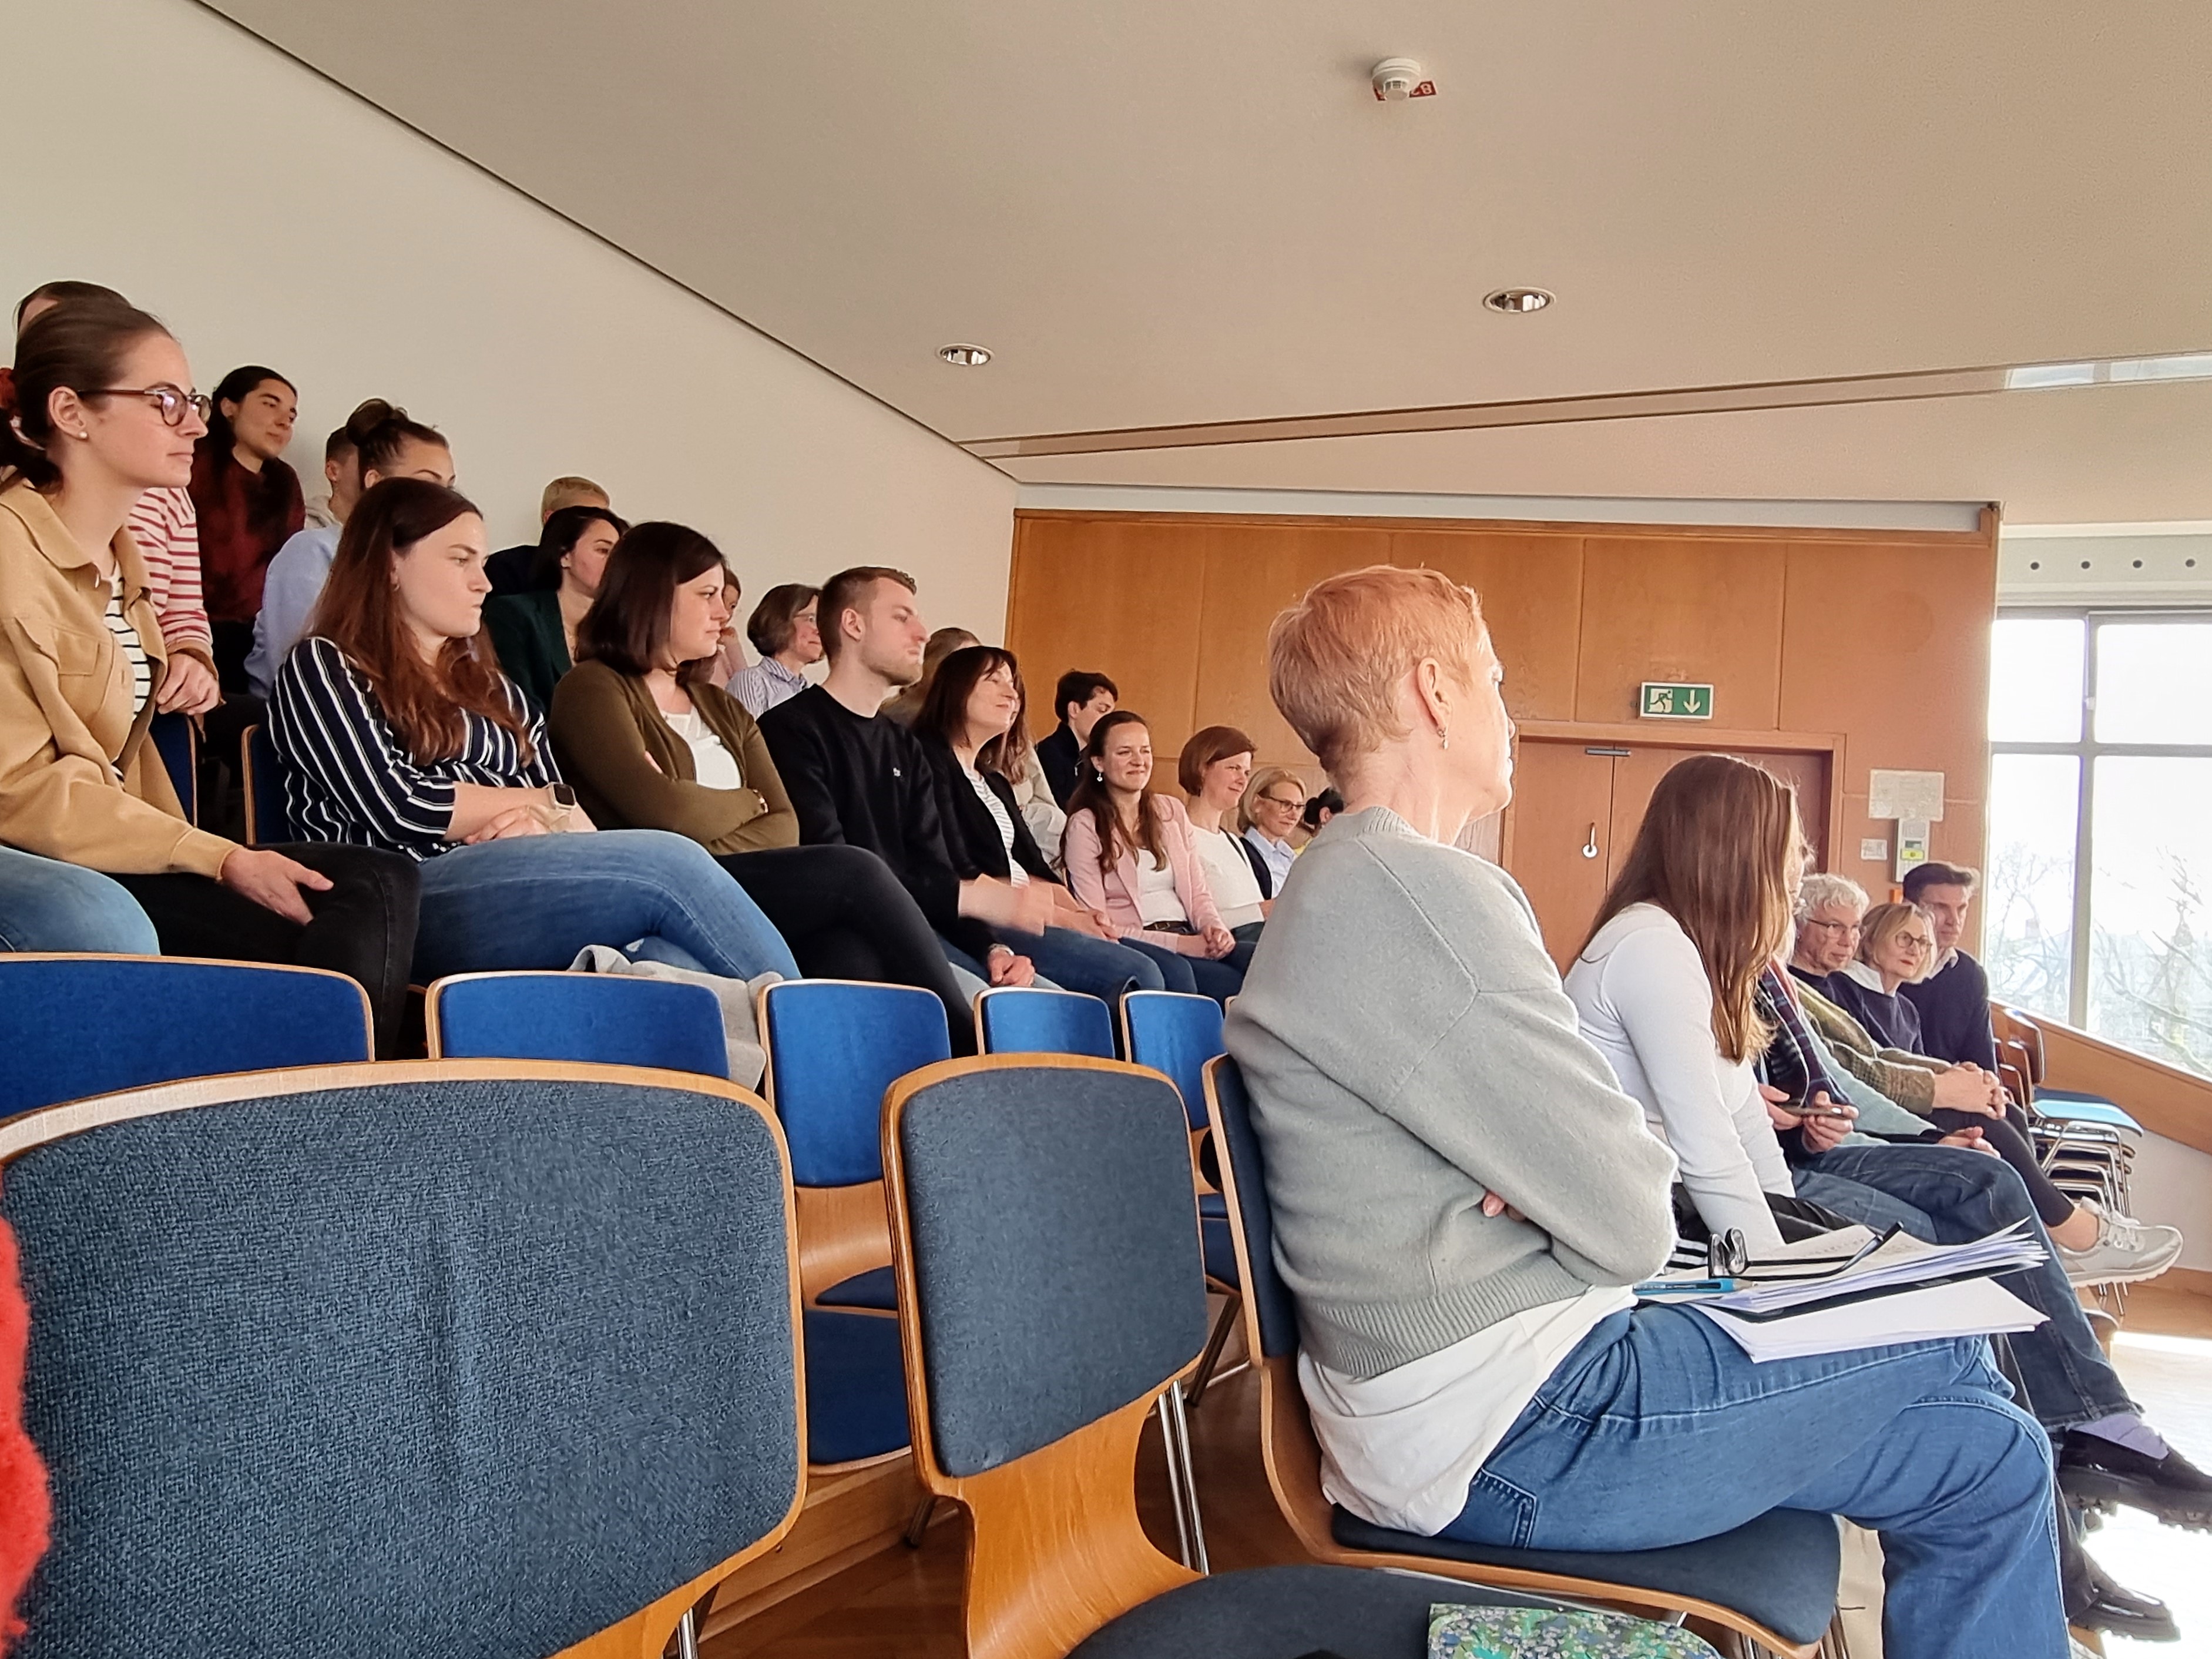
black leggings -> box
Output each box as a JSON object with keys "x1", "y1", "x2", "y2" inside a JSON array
[
  {"x1": 714, "y1": 845, "x2": 975, "y2": 1054},
  {"x1": 1928, "y1": 1106, "x2": 2075, "y2": 1226},
  {"x1": 109, "y1": 843, "x2": 421, "y2": 1060}
]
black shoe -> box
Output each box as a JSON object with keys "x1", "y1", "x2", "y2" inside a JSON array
[
  {"x1": 2067, "y1": 1562, "x2": 2181, "y2": 1643},
  {"x1": 2060, "y1": 1433, "x2": 2212, "y2": 1530}
]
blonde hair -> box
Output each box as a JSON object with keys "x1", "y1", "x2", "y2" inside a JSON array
[
  {"x1": 1858, "y1": 901, "x2": 1938, "y2": 984},
  {"x1": 1239, "y1": 765, "x2": 1307, "y2": 833},
  {"x1": 1267, "y1": 565, "x2": 1485, "y2": 777},
  {"x1": 539, "y1": 475, "x2": 608, "y2": 518}
]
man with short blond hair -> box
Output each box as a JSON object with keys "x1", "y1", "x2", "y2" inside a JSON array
[{"x1": 487, "y1": 475, "x2": 614, "y2": 596}]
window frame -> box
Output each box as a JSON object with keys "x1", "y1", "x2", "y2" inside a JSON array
[{"x1": 1993, "y1": 604, "x2": 2212, "y2": 1027}]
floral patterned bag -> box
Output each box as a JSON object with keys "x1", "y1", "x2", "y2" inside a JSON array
[{"x1": 1428, "y1": 1604, "x2": 1721, "y2": 1659}]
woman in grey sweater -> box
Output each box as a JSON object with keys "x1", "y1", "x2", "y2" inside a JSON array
[{"x1": 1223, "y1": 564, "x2": 2065, "y2": 1659}]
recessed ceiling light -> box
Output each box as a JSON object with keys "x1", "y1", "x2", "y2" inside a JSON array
[
  {"x1": 1483, "y1": 288, "x2": 1553, "y2": 315},
  {"x1": 938, "y1": 343, "x2": 992, "y2": 367}
]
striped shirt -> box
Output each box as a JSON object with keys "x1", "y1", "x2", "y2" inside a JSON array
[
  {"x1": 727, "y1": 654, "x2": 809, "y2": 719},
  {"x1": 100, "y1": 583, "x2": 153, "y2": 721},
  {"x1": 268, "y1": 635, "x2": 558, "y2": 861},
  {"x1": 122, "y1": 486, "x2": 214, "y2": 658}
]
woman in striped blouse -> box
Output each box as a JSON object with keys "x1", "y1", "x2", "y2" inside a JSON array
[
  {"x1": 268, "y1": 478, "x2": 799, "y2": 986},
  {"x1": 0, "y1": 299, "x2": 420, "y2": 1046}
]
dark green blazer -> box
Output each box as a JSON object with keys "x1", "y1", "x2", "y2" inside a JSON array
[{"x1": 482, "y1": 588, "x2": 570, "y2": 716}]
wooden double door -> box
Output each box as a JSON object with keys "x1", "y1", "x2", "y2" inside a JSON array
[{"x1": 1505, "y1": 738, "x2": 1832, "y2": 970}]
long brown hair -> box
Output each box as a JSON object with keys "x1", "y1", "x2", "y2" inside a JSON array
[
  {"x1": 1068, "y1": 709, "x2": 1169, "y2": 879},
  {"x1": 308, "y1": 477, "x2": 529, "y2": 765},
  {"x1": 1579, "y1": 754, "x2": 1799, "y2": 1063},
  {"x1": 916, "y1": 644, "x2": 1027, "y2": 775}
]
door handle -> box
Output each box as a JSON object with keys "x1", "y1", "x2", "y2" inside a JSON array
[{"x1": 1582, "y1": 824, "x2": 1600, "y2": 860}]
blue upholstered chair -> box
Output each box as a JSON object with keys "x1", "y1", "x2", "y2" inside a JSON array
[
  {"x1": 757, "y1": 979, "x2": 948, "y2": 1469},
  {"x1": 0, "y1": 956, "x2": 373, "y2": 1121},
  {"x1": 882, "y1": 1053, "x2": 1533, "y2": 1657},
  {"x1": 427, "y1": 971, "x2": 730, "y2": 1079},
  {"x1": 0, "y1": 1059, "x2": 805, "y2": 1658},
  {"x1": 1202, "y1": 1055, "x2": 1843, "y2": 1658},
  {"x1": 975, "y1": 985, "x2": 1116, "y2": 1058},
  {"x1": 241, "y1": 722, "x2": 294, "y2": 846},
  {"x1": 149, "y1": 711, "x2": 196, "y2": 826}
]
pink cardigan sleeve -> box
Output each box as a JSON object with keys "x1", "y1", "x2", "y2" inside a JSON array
[{"x1": 1062, "y1": 809, "x2": 1141, "y2": 936}]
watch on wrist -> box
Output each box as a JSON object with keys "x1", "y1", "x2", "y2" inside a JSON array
[{"x1": 547, "y1": 782, "x2": 578, "y2": 820}]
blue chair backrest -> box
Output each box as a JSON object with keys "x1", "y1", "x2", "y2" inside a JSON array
[
  {"x1": 976, "y1": 987, "x2": 1115, "y2": 1059},
  {"x1": 428, "y1": 973, "x2": 730, "y2": 1079},
  {"x1": 0, "y1": 957, "x2": 372, "y2": 1120},
  {"x1": 761, "y1": 981, "x2": 951, "y2": 1187},
  {"x1": 1122, "y1": 990, "x2": 1225, "y2": 1128},
  {"x1": 895, "y1": 1060, "x2": 1209, "y2": 1477},
  {"x1": 244, "y1": 723, "x2": 294, "y2": 846},
  {"x1": 0, "y1": 1067, "x2": 801, "y2": 1659},
  {"x1": 1203, "y1": 1055, "x2": 1300, "y2": 1360},
  {"x1": 149, "y1": 712, "x2": 195, "y2": 825}
]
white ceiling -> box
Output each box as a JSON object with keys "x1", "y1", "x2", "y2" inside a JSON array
[{"x1": 202, "y1": 0, "x2": 2212, "y2": 524}]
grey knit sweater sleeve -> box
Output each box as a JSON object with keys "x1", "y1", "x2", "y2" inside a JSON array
[{"x1": 1224, "y1": 807, "x2": 1679, "y2": 1379}]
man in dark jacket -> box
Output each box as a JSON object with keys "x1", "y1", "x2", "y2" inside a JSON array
[{"x1": 1036, "y1": 669, "x2": 1117, "y2": 806}]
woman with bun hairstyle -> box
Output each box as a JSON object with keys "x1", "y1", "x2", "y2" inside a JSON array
[
  {"x1": 0, "y1": 299, "x2": 419, "y2": 1048},
  {"x1": 1063, "y1": 709, "x2": 1254, "y2": 1003},
  {"x1": 247, "y1": 400, "x2": 452, "y2": 697},
  {"x1": 269, "y1": 478, "x2": 798, "y2": 986},
  {"x1": 548, "y1": 521, "x2": 979, "y2": 1044}
]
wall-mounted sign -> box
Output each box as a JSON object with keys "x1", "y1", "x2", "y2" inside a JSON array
[
  {"x1": 1868, "y1": 769, "x2": 1946, "y2": 822},
  {"x1": 1639, "y1": 682, "x2": 1714, "y2": 720}
]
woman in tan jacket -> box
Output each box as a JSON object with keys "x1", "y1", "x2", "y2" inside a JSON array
[
  {"x1": 547, "y1": 522, "x2": 975, "y2": 1044},
  {"x1": 0, "y1": 299, "x2": 417, "y2": 1051}
]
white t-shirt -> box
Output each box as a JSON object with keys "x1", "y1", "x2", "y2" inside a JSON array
[
  {"x1": 963, "y1": 762, "x2": 1028, "y2": 887},
  {"x1": 1134, "y1": 849, "x2": 1186, "y2": 926},
  {"x1": 1191, "y1": 823, "x2": 1265, "y2": 929},
  {"x1": 660, "y1": 707, "x2": 745, "y2": 792},
  {"x1": 1563, "y1": 903, "x2": 1792, "y2": 1250},
  {"x1": 1301, "y1": 1283, "x2": 1633, "y2": 1535}
]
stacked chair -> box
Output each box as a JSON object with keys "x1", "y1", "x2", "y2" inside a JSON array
[
  {"x1": 881, "y1": 1051, "x2": 1542, "y2": 1658},
  {"x1": 0, "y1": 1059, "x2": 805, "y2": 1658},
  {"x1": 1203, "y1": 1054, "x2": 1847, "y2": 1659}
]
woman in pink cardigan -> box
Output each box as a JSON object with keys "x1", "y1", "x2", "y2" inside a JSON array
[{"x1": 1062, "y1": 709, "x2": 1254, "y2": 1004}]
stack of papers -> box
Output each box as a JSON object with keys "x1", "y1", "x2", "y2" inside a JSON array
[{"x1": 1639, "y1": 1222, "x2": 2050, "y2": 1362}]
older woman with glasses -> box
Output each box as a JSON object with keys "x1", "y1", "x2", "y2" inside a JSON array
[
  {"x1": 1224, "y1": 562, "x2": 2067, "y2": 1659},
  {"x1": 1240, "y1": 765, "x2": 1305, "y2": 890}
]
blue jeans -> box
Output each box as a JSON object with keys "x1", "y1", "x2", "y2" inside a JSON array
[
  {"x1": 944, "y1": 926, "x2": 1168, "y2": 1000},
  {"x1": 1444, "y1": 1308, "x2": 2064, "y2": 1659},
  {"x1": 1122, "y1": 935, "x2": 1254, "y2": 1004},
  {"x1": 412, "y1": 830, "x2": 800, "y2": 983},
  {"x1": 1797, "y1": 1142, "x2": 2134, "y2": 1429},
  {"x1": 0, "y1": 846, "x2": 160, "y2": 954}
]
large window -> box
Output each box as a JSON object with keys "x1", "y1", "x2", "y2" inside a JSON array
[{"x1": 1987, "y1": 612, "x2": 2212, "y2": 1075}]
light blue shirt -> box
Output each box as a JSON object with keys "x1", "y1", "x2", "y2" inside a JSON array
[
  {"x1": 246, "y1": 524, "x2": 342, "y2": 698},
  {"x1": 727, "y1": 654, "x2": 810, "y2": 719},
  {"x1": 1244, "y1": 826, "x2": 1296, "y2": 892}
]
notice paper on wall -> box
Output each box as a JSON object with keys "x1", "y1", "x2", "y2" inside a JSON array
[{"x1": 1868, "y1": 769, "x2": 1946, "y2": 822}]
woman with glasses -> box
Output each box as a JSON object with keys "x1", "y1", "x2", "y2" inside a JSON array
[
  {"x1": 0, "y1": 298, "x2": 420, "y2": 1050},
  {"x1": 1825, "y1": 899, "x2": 1935, "y2": 1050},
  {"x1": 1240, "y1": 765, "x2": 1305, "y2": 891},
  {"x1": 190, "y1": 363, "x2": 304, "y2": 692}
]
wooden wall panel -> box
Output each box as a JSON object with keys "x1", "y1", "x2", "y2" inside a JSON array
[
  {"x1": 1192, "y1": 524, "x2": 1393, "y2": 768},
  {"x1": 1389, "y1": 531, "x2": 1583, "y2": 723},
  {"x1": 1006, "y1": 515, "x2": 1207, "y2": 748},
  {"x1": 1573, "y1": 538, "x2": 1788, "y2": 727},
  {"x1": 1780, "y1": 538, "x2": 1998, "y2": 904}
]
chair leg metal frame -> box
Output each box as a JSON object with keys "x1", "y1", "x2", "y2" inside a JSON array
[
  {"x1": 1153, "y1": 1379, "x2": 1210, "y2": 1574},
  {"x1": 1185, "y1": 1285, "x2": 1242, "y2": 1409}
]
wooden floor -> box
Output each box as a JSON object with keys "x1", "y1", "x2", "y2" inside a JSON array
[{"x1": 705, "y1": 1288, "x2": 2212, "y2": 1658}]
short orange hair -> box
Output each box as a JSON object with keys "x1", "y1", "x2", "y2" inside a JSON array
[{"x1": 1267, "y1": 564, "x2": 1485, "y2": 777}]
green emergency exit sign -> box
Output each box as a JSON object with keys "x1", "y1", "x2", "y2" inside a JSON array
[{"x1": 1640, "y1": 682, "x2": 1714, "y2": 720}]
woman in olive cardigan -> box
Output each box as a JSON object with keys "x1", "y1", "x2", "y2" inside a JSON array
[{"x1": 547, "y1": 522, "x2": 974, "y2": 1044}]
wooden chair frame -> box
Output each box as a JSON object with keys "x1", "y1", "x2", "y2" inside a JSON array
[
  {"x1": 0, "y1": 1058, "x2": 809, "y2": 1659},
  {"x1": 240, "y1": 721, "x2": 278, "y2": 847},
  {"x1": 1200, "y1": 1057, "x2": 1828, "y2": 1659},
  {"x1": 881, "y1": 1053, "x2": 1202, "y2": 1659}
]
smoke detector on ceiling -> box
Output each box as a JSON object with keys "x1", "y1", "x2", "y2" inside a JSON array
[{"x1": 1371, "y1": 58, "x2": 1435, "y2": 100}]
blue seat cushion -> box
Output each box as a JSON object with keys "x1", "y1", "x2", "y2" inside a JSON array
[
  {"x1": 816, "y1": 1265, "x2": 898, "y2": 1312},
  {"x1": 801, "y1": 1308, "x2": 911, "y2": 1465},
  {"x1": 1197, "y1": 1193, "x2": 1227, "y2": 1219},
  {"x1": 1331, "y1": 1503, "x2": 1839, "y2": 1647},
  {"x1": 1070, "y1": 1561, "x2": 1538, "y2": 1657},
  {"x1": 2032, "y1": 1093, "x2": 2141, "y2": 1134},
  {"x1": 1200, "y1": 1215, "x2": 1240, "y2": 1289}
]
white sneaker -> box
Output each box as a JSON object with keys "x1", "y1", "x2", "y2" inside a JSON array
[{"x1": 2059, "y1": 1200, "x2": 2184, "y2": 1288}]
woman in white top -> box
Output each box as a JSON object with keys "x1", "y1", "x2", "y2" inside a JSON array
[
  {"x1": 546, "y1": 521, "x2": 978, "y2": 1045},
  {"x1": 1177, "y1": 725, "x2": 1271, "y2": 940}
]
